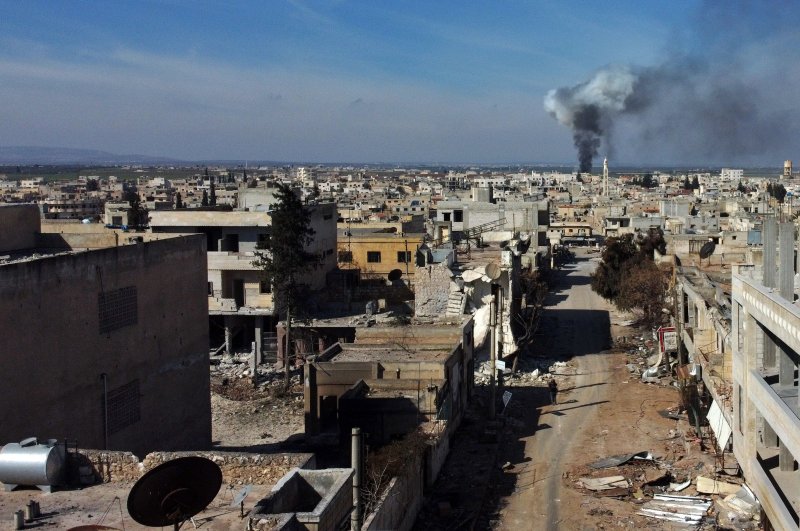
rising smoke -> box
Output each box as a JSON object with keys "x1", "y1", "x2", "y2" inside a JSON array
[
  {"x1": 544, "y1": 65, "x2": 636, "y2": 172},
  {"x1": 544, "y1": 2, "x2": 800, "y2": 169}
]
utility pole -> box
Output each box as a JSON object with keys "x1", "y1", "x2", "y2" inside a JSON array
[
  {"x1": 489, "y1": 295, "x2": 497, "y2": 420},
  {"x1": 351, "y1": 427, "x2": 362, "y2": 531},
  {"x1": 285, "y1": 304, "x2": 292, "y2": 390}
]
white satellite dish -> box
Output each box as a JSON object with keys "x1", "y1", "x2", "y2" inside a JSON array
[
  {"x1": 231, "y1": 485, "x2": 252, "y2": 507},
  {"x1": 485, "y1": 262, "x2": 501, "y2": 280}
]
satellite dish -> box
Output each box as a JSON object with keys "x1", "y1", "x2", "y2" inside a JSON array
[
  {"x1": 387, "y1": 269, "x2": 403, "y2": 282},
  {"x1": 699, "y1": 241, "x2": 716, "y2": 259},
  {"x1": 127, "y1": 457, "x2": 222, "y2": 530},
  {"x1": 230, "y1": 485, "x2": 252, "y2": 507},
  {"x1": 485, "y1": 263, "x2": 501, "y2": 280}
]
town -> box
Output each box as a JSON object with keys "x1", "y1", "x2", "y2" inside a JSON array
[{"x1": 0, "y1": 159, "x2": 795, "y2": 529}]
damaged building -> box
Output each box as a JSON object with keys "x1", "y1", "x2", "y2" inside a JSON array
[
  {"x1": 731, "y1": 218, "x2": 800, "y2": 529},
  {"x1": 303, "y1": 320, "x2": 474, "y2": 445},
  {"x1": 149, "y1": 202, "x2": 337, "y2": 361},
  {"x1": 676, "y1": 215, "x2": 800, "y2": 528}
]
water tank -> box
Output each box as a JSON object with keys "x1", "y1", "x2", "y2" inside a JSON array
[{"x1": 0, "y1": 438, "x2": 66, "y2": 492}]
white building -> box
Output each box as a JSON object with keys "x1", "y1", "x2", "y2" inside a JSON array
[{"x1": 721, "y1": 168, "x2": 744, "y2": 181}]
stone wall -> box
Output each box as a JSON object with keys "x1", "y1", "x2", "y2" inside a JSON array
[
  {"x1": 72, "y1": 449, "x2": 315, "y2": 486},
  {"x1": 414, "y1": 261, "x2": 453, "y2": 317}
]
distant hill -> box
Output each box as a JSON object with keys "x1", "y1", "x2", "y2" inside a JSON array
[{"x1": 0, "y1": 146, "x2": 183, "y2": 165}]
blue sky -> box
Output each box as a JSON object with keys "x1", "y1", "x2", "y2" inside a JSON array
[{"x1": 2, "y1": 0, "x2": 787, "y2": 164}]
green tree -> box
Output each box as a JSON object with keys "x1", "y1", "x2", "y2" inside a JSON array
[
  {"x1": 691, "y1": 176, "x2": 700, "y2": 189},
  {"x1": 201, "y1": 189, "x2": 209, "y2": 207},
  {"x1": 209, "y1": 176, "x2": 217, "y2": 206},
  {"x1": 124, "y1": 189, "x2": 148, "y2": 228},
  {"x1": 683, "y1": 175, "x2": 691, "y2": 190},
  {"x1": 252, "y1": 184, "x2": 316, "y2": 389},
  {"x1": 175, "y1": 192, "x2": 184, "y2": 209},
  {"x1": 737, "y1": 181, "x2": 746, "y2": 193},
  {"x1": 591, "y1": 234, "x2": 638, "y2": 301},
  {"x1": 86, "y1": 179, "x2": 99, "y2": 192},
  {"x1": 769, "y1": 182, "x2": 787, "y2": 203}
]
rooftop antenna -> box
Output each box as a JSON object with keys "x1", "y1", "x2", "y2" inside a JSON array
[
  {"x1": 603, "y1": 157, "x2": 609, "y2": 197},
  {"x1": 127, "y1": 457, "x2": 222, "y2": 531}
]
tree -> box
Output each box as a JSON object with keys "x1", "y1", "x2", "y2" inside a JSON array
[
  {"x1": 124, "y1": 189, "x2": 148, "y2": 228},
  {"x1": 737, "y1": 181, "x2": 746, "y2": 193},
  {"x1": 591, "y1": 229, "x2": 668, "y2": 326},
  {"x1": 86, "y1": 179, "x2": 99, "y2": 192},
  {"x1": 769, "y1": 182, "x2": 787, "y2": 203},
  {"x1": 615, "y1": 259, "x2": 667, "y2": 326},
  {"x1": 252, "y1": 184, "x2": 316, "y2": 389},
  {"x1": 591, "y1": 234, "x2": 638, "y2": 301},
  {"x1": 683, "y1": 175, "x2": 691, "y2": 190},
  {"x1": 175, "y1": 192, "x2": 184, "y2": 209},
  {"x1": 209, "y1": 176, "x2": 217, "y2": 206},
  {"x1": 201, "y1": 190, "x2": 209, "y2": 207},
  {"x1": 691, "y1": 176, "x2": 700, "y2": 190},
  {"x1": 637, "y1": 227, "x2": 667, "y2": 257}
]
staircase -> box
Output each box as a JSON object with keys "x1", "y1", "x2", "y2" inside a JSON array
[{"x1": 446, "y1": 291, "x2": 466, "y2": 316}]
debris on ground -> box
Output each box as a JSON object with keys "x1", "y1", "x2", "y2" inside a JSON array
[{"x1": 210, "y1": 354, "x2": 305, "y2": 450}]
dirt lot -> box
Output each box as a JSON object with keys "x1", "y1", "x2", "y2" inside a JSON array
[{"x1": 210, "y1": 363, "x2": 305, "y2": 453}]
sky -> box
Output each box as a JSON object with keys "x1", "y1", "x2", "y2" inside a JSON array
[{"x1": 0, "y1": 1, "x2": 794, "y2": 165}]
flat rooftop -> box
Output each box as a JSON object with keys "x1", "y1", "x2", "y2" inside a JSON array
[{"x1": 334, "y1": 344, "x2": 453, "y2": 363}]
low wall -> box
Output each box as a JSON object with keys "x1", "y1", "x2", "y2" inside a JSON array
[
  {"x1": 424, "y1": 429, "x2": 450, "y2": 487},
  {"x1": 362, "y1": 454, "x2": 423, "y2": 531},
  {"x1": 73, "y1": 449, "x2": 316, "y2": 486}
]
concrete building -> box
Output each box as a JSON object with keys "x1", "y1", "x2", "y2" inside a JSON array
[
  {"x1": 40, "y1": 197, "x2": 104, "y2": 220},
  {"x1": 303, "y1": 319, "x2": 474, "y2": 441},
  {"x1": 434, "y1": 197, "x2": 549, "y2": 246},
  {"x1": 0, "y1": 204, "x2": 211, "y2": 457},
  {"x1": 251, "y1": 467, "x2": 354, "y2": 531},
  {"x1": 721, "y1": 168, "x2": 744, "y2": 181},
  {"x1": 731, "y1": 219, "x2": 800, "y2": 529},
  {"x1": 337, "y1": 228, "x2": 425, "y2": 282},
  {"x1": 149, "y1": 204, "x2": 337, "y2": 359}
]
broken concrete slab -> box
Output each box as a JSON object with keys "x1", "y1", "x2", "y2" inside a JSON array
[
  {"x1": 580, "y1": 476, "x2": 629, "y2": 491},
  {"x1": 696, "y1": 476, "x2": 740, "y2": 496}
]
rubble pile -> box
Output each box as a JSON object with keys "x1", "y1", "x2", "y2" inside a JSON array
[
  {"x1": 210, "y1": 355, "x2": 305, "y2": 448},
  {"x1": 474, "y1": 357, "x2": 575, "y2": 388},
  {"x1": 568, "y1": 451, "x2": 761, "y2": 529}
]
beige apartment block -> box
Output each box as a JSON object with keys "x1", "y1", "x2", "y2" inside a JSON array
[{"x1": 150, "y1": 203, "x2": 337, "y2": 361}]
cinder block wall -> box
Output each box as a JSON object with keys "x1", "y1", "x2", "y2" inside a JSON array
[{"x1": 0, "y1": 235, "x2": 211, "y2": 456}]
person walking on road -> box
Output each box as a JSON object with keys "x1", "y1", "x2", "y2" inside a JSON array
[{"x1": 548, "y1": 378, "x2": 558, "y2": 405}]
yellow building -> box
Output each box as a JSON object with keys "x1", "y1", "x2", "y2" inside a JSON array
[{"x1": 337, "y1": 229, "x2": 426, "y2": 281}]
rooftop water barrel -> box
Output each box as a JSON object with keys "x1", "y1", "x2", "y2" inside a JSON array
[{"x1": 0, "y1": 438, "x2": 65, "y2": 492}]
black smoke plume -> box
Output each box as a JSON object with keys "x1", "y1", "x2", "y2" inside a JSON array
[{"x1": 544, "y1": 2, "x2": 800, "y2": 167}]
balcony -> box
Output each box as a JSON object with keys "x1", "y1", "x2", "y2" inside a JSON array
[{"x1": 208, "y1": 251, "x2": 260, "y2": 271}]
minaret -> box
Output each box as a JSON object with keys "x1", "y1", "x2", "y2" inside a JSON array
[{"x1": 603, "y1": 157, "x2": 609, "y2": 197}]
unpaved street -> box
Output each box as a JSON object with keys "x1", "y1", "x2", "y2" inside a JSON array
[{"x1": 497, "y1": 249, "x2": 614, "y2": 529}]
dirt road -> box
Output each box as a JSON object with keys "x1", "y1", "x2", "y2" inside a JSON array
[{"x1": 497, "y1": 249, "x2": 615, "y2": 530}]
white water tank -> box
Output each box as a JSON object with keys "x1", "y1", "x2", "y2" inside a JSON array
[{"x1": 0, "y1": 438, "x2": 66, "y2": 492}]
